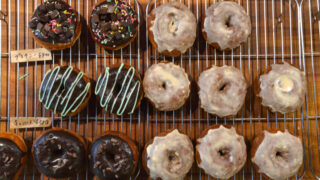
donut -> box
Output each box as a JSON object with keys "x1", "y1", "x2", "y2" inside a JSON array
[
  {"x1": 258, "y1": 62, "x2": 306, "y2": 113},
  {"x1": 196, "y1": 125, "x2": 247, "y2": 179},
  {"x1": 29, "y1": 0, "x2": 81, "y2": 50},
  {"x1": 89, "y1": 131, "x2": 139, "y2": 179},
  {"x1": 251, "y1": 129, "x2": 303, "y2": 180},
  {"x1": 148, "y1": 1, "x2": 197, "y2": 57},
  {"x1": 142, "y1": 129, "x2": 194, "y2": 180},
  {"x1": 39, "y1": 66, "x2": 92, "y2": 117},
  {"x1": 95, "y1": 63, "x2": 143, "y2": 116},
  {"x1": 143, "y1": 62, "x2": 190, "y2": 111},
  {"x1": 198, "y1": 65, "x2": 247, "y2": 117},
  {"x1": 32, "y1": 128, "x2": 87, "y2": 178},
  {"x1": 0, "y1": 132, "x2": 27, "y2": 180},
  {"x1": 89, "y1": 0, "x2": 138, "y2": 50},
  {"x1": 202, "y1": 1, "x2": 251, "y2": 50}
]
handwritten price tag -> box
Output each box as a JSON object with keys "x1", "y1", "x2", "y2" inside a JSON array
[
  {"x1": 11, "y1": 48, "x2": 52, "y2": 63},
  {"x1": 10, "y1": 117, "x2": 52, "y2": 129}
]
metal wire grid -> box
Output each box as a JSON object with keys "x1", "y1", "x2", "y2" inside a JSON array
[{"x1": 0, "y1": 0, "x2": 318, "y2": 179}]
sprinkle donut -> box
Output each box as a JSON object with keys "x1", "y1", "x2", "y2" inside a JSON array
[
  {"x1": 251, "y1": 129, "x2": 303, "y2": 180},
  {"x1": 143, "y1": 62, "x2": 190, "y2": 111},
  {"x1": 198, "y1": 65, "x2": 247, "y2": 117},
  {"x1": 202, "y1": 1, "x2": 251, "y2": 50},
  {"x1": 258, "y1": 62, "x2": 307, "y2": 113},
  {"x1": 196, "y1": 125, "x2": 247, "y2": 179},
  {"x1": 142, "y1": 129, "x2": 194, "y2": 180}
]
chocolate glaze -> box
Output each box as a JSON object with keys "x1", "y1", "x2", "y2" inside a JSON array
[
  {"x1": 39, "y1": 66, "x2": 90, "y2": 116},
  {"x1": 33, "y1": 131, "x2": 86, "y2": 178},
  {"x1": 90, "y1": 0, "x2": 138, "y2": 47},
  {"x1": 29, "y1": 0, "x2": 77, "y2": 44},
  {"x1": 96, "y1": 67, "x2": 140, "y2": 115},
  {"x1": 90, "y1": 135, "x2": 135, "y2": 179},
  {"x1": 0, "y1": 138, "x2": 24, "y2": 180}
]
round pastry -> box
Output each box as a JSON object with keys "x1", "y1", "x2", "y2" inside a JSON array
[
  {"x1": 202, "y1": 1, "x2": 251, "y2": 50},
  {"x1": 32, "y1": 128, "x2": 87, "y2": 178},
  {"x1": 258, "y1": 62, "x2": 307, "y2": 114},
  {"x1": 95, "y1": 63, "x2": 143, "y2": 116},
  {"x1": 147, "y1": 1, "x2": 197, "y2": 57},
  {"x1": 251, "y1": 129, "x2": 303, "y2": 180},
  {"x1": 39, "y1": 66, "x2": 92, "y2": 117},
  {"x1": 142, "y1": 129, "x2": 194, "y2": 180},
  {"x1": 143, "y1": 62, "x2": 190, "y2": 111},
  {"x1": 0, "y1": 132, "x2": 27, "y2": 180},
  {"x1": 89, "y1": 131, "x2": 139, "y2": 180},
  {"x1": 198, "y1": 65, "x2": 247, "y2": 117},
  {"x1": 29, "y1": 0, "x2": 81, "y2": 50},
  {"x1": 89, "y1": 0, "x2": 138, "y2": 50},
  {"x1": 196, "y1": 125, "x2": 247, "y2": 179}
]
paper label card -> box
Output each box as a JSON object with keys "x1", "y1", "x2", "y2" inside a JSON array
[{"x1": 11, "y1": 48, "x2": 52, "y2": 63}]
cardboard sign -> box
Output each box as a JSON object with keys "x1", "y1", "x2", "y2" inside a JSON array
[
  {"x1": 10, "y1": 117, "x2": 52, "y2": 129},
  {"x1": 11, "y1": 48, "x2": 52, "y2": 63}
]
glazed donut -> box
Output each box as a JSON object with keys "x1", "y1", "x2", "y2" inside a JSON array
[
  {"x1": 143, "y1": 62, "x2": 190, "y2": 111},
  {"x1": 148, "y1": 1, "x2": 197, "y2": 56},
  {"x1": 198, "y1": 65, "x2": 247, "y2": 117},
  {"x1": 0, "y1": 132, "x2": 27, "y2": 180},
  {"x1": 39, "y1": 66, "x2": 92, "y2": 117},
  {"x1": 142, "y1": 129, "x2": 194, "y2": 180},
  {"x1": 95, "y1": 63, "x2": 143, "y2": 116},
  {"x1": 251, "y1": 129, "x2": 303, "y2": 180},
  {"x1": 258, "y1": 62, "x2": 306, "y2": 113},
  {"x1": 89, "y1": 131, "x2": 139, "y2": 180},
  {"x1": 202, "y1": 1, "x2": 251, "y2": 50},
  {"x1": 89, "y1": 0, "x2": 138, "y2": 50},
  {"x1": 196, "y1": 125, "x2": 247, "y2": 179},
  {"x1": 32, "y1": 128, "x2": 87, "y2": 178},
  {"x1": 29, "y1": 0, "x2": 81, "y2": 50}
]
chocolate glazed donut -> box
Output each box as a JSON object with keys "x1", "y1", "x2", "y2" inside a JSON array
[
  {"x1": 0, "y1": 133, "x2": 27, "y2": 180},
  {"x1": 39, "y1": 66, "x2": 92, "y2": 117},
  {"x1": 89, "y1": 131, "x2": 139, "y2": 180},
  {"x1": 32, "y1": 128, "x2": 87, "y2": 178}
]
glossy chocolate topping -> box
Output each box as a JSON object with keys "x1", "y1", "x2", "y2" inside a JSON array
[
  {"x1": 33, "y1": 130, "x2": 86, "y2": 178},
  {"x1": 29, "y1": 0, "x2": 77, "y2": 44},
  {"x1": 90, "y1": 0, "x2": 138, "y2": 47},
  {"x1": 90, "y1": 135, "x2": 135, "y2": 179},
  {"x1": 0, "y1": 138, "x2": 24, "y2": 180}
]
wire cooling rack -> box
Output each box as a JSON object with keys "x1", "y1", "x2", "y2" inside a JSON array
[{"x1": 0, "y1": 0, "x2": 320, "y2": 179}]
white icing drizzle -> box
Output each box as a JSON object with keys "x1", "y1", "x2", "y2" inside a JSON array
[
  {"x1": 203, "y1": 1, "x2": 251, "y2": 50},
  {"x1": 252, "y1": 130, "x2": 303, "y2": 180},
  {"x1": 146, "y1": 129, "x2": 194, "y2": 180},
  {"x1": 258, "y1": 62, "x2": 306, "y2": 113},
  {"x1": 149, "y1": 1, "x2": 197, "y2": 53},
  {"x1": 143, "y1": 62, "x2": 190, "y2": 111},
  {"x1": 196, "y1": 125, "x2": 247, "y2": 179},
  {"x1": 198, "y1": 65, "x2": 247, "y2": 117},
  {"x1": 39, "y1": 66, "x2": 91, "y2": 117},
  {"x1": 95, "y1": 63, "x2": 141, "y2": 116}
]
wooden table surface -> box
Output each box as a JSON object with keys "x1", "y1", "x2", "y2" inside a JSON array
[{"x1": 0, "y1": 0, "x2": 320, "y2": 179}]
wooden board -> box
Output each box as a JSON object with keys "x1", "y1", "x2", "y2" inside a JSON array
[{"x1": 0, "y1": 0, "x2": 319, "y2": 179}]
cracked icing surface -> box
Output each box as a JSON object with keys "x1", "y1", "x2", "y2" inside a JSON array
[
  {"x1": 149, "y1": 1, "x2": 197, "y2": 53},
  {"x1": 258, "y1": 62, "x2": 306, "y2": 113}
]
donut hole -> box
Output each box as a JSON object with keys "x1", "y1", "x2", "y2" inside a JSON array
[
  {"x1": 106, "y1": 152, "x2": 116, "y2": 162},
  {"x1": 113, "y1": 83, "x2": 123, "y2": 93},
  {"x1": 162, "y1": 82, "x2": 167, "y2": 90},
  {"x1": 225, "y1": 16, "x2": 232, "y2": 28},
  {"x1": 218, "y1": 148, "x2": 230, "y2": 160},
  {"x1": 276, "y1": 151, "x2": 282, "y2": 157},
  {"x1": 52, "y1": 148, "x2": 64, "y2": 157},
  {"x1": 218, "y1": 82, "x2": 230, "y2": 92}
]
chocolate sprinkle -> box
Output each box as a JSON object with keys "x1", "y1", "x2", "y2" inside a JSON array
[
  {"x1": 29, "y1": 0, "x2": 77, "y2": 44},
  {"x1": 0, "y1": 138, "x2": 24, "y2": 180},
  {"x1": 89, "y1": 135, "x2": 135, "y2": 180},
  {"x1": 90, "y1": 0, "x2": 138, "y2": 47}
]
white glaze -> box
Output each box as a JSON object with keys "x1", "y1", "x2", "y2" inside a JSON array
[
  {"x1": 197, "y1": 125, "x2": 246, "y2": 179},
  {"x1": 258, "y1": 62, "x2": 306, "y2": 113},
  {"x1": 146, "y1": 129, "x2": 194, "y2": 180},
  {"x1": 149, "y1": 1, "x2": 197, "y2": 53},
  {"x1": 252, "y1": 130, "x2": 303, "y2": 180},
  {"x1": 203, "y1": 1, "x2": 251, "y2": 50},
  {"x1": 198, "y1": 65, "x2": 247, "y2": 117},
  {"x1": 143, "y1": 62, "x2": 190, "y2": 111}
]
